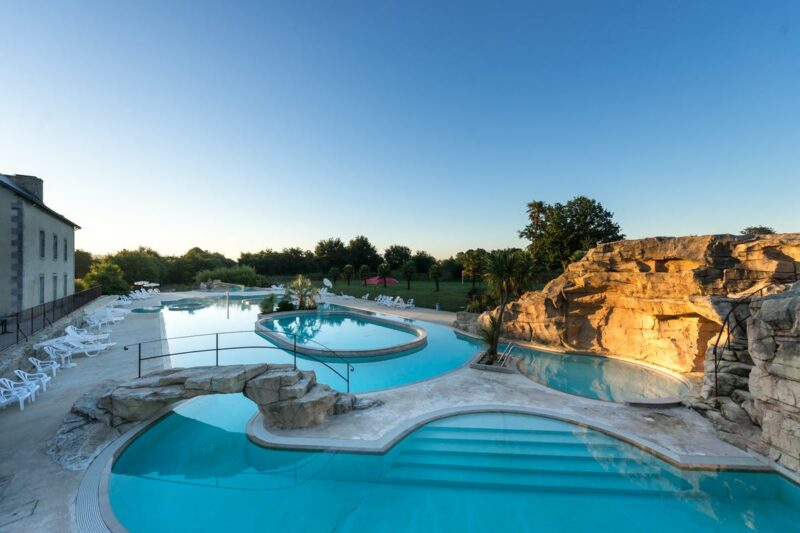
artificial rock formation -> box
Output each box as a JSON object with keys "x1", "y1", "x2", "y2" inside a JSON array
[
  {"x1": 470, "y1": 234, "x2": 800, "y2": 373},
  {"x1": 47, "y1": 364, "x2": 376, "y2": 469},
  {"x1": 747, "y1": 285, "x2": 800, "y2": 470}
]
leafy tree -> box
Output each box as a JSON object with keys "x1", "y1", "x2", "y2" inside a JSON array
[
  {"x1": 460, "y1": 248, "x2": 488, "y2": 287},
  {"x1": 315, "y1": 238, "x2": 347, "y2": 272},
  {"x1": 377, "y1": 263, "x2": 391, "y2": 288},
  {"x1": 439, "y1": 257, "x2": 463, "y2": 281},
  {"x1": 401, "y1": 260, "x2": 416, "y2": 289},
  {"x1": 383, "y1": 245, "x2": 412, "y2": 269},
  {"x1": 328, "y1": 266, "x2": 341, "y2": 285},
  {"x1": 84, "y1": 261, "x2": 130, "y2": 295},
  {"x1": 75, "y1": 249, "x2": 95, "y2": 279},
  {"x1": 358, "y1": 264, "x2": 371, "y2": 285},
  {"x1": 741, "y1": 226, "x2": 776, "y2": 236},
  {"x1": 482, "y1": 249, "x2": 533, "y2": 363},
  {"x1": 194, "y1": 265, "x2": 263, "y2": 286},
  {"x1": 109, "y1": 247, "x2": 167, "y2": 285},
  {"x1": 347, "y1": 235, "x2": 381, "y2": 270},
  {"x1": 239, "y1": 247, "x2": 315, "y2": 276},
  {"x1": 411, "y1": 250, "x2": 436, "y2": 274},
  {"x1": 429, "y1": 262, "x2": 442, "y2": 291},
  {"x1": 342, "y1": 264, "x2": 354, "y2": 285},
  {"x1": 519, "y1": 196, "x2": 623, "y2": 271},
  {"x1": 169, "y1": 247, "x2": 234, "y2": 284}
]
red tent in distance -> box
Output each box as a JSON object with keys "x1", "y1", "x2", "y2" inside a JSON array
[{"x1": 364, "y1": 276, "x2": 399, "y2": 286}]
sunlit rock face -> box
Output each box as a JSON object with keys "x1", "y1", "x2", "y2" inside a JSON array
[{"x1": 482, "y1": 234, "x2": 800, "y2": 373}]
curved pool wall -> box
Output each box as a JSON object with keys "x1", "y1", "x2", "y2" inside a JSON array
[
  {"x1": 108, "y1": 399, "x2": 800, "y2": 532},
  {"x1": 514, "y1": 345, "x2": 689, "y2": 402},
  {"x1": 255, "y1": 310, "x2": 428, "y2": 357}
]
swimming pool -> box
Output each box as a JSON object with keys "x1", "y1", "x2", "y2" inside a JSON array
[
  {"x1": 152, "y1": 296, "x2": 692, "y2": 399},
  {"x1": 515, "y1": 346, "x2": 689, "y2": 402},
  {"x1": 109, "y1": 398, "x2": 800, "y2": 532},
  {"x1": 155, "y1": 297, "x2": 482, "y2": 392},
  {"x1": 257, "y1": 311, "x2": 423, "y2": 353}
]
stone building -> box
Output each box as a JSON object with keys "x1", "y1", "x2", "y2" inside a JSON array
[{"x1": 0, "y1": 173, "x2": 80, "y2": 316}]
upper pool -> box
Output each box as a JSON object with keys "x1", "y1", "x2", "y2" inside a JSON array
[
  {"x1": 109, "y1": 401, "x2": 800, "y2": 532},
  {"x1": 156, "y1": 297, "x2": 482, "y2": 393},
  {"x1": 515, "y1": 346, "x2": 689, "y2": 402},
  {"x1": 258, "y1": 312, "x2": 421, "y2": 352}
]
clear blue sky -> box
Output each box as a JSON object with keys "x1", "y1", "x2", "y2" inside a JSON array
[{"x1": 1, "y1": 1, "x2": 798, "y2": 259}]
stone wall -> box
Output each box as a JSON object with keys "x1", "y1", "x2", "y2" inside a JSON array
[
  {"x1": 747, "y1": 285, "x2": 800, "y2": 471},
  {"x1": 472, "y1": 234, "x2": 800, "y2": 373}
]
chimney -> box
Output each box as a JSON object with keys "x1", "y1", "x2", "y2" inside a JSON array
[{"x1": 9, "y1": 174, "x2": 44, "y2": 202}]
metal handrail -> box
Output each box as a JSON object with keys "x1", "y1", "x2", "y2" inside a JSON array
[
  {"x1": 124, "y1": 329, "x2": 355, "y2": 394},
  {"x1": 711, "y1": 271, "x2": 799, "y2": 396}
]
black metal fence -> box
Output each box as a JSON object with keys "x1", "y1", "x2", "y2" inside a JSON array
[{"x1": 0, "y1": 285, "x2": 103, "y2": 351}]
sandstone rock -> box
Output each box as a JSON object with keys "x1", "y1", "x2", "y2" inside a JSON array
[
  {"x1": 46, "y1": 413, "x2": 121, "y2": 471},
  {"x1": 261, "y1": 384, "x2": 338, "y2": 429},
  {"x1": 471, "y1": 234, "x2": 800, "y2": 373}
]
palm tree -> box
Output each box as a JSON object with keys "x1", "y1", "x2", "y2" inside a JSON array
[
  {"x1": 429, "y1": 262, "x2": 442, "y2": 291},
  {"x1": 377, "y1": 263, "x2": 390, "y2": 288},
  {"x1": 401, "y1": 260, "x2": 416, "y2": 289},
  {"x1": 343, "y1": 264, "x2": 354, "y2": 285},
  {"x1": 482, "y1": 249, "x2": 531, "y2": 364},
  {"x1": 288, "y1": 274, "x2": 316, "y2": 310},
  {"x1": 358, "y1": 264, "x2": 370, "y2": 286},
  {"x1": 328, "y1": 266, "x2": 341, "y2": 285}
]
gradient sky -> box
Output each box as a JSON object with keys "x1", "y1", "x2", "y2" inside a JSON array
[{"x1": 1, "y1": 1, "x2": 798, "y2": 259}]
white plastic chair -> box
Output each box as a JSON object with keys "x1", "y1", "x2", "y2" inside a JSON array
[
  {"x1": 29, "y1": 357, "x2": 60, "y2": 377},
  {"x1": 0, "y1": 388, "x2": 30, "y2": 411},
  {"x1": 15, "y1": 370, "x2": 50, "y2": 393},
  {"x1": 0, "y1": 377, "x2": 39, "y2": 403},
  {"x1": 44, "y1": 345, "x2": 76, "y2": 368},
  {"x1": 361, "y1": 293, "x2": 369, "y2": 300}
]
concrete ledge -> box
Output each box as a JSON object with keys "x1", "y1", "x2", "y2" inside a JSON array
[{"x1": 255, "y1": 310, "x2": 427, "y2": 358}]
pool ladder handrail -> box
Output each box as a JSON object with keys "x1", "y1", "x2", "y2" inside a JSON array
[
  {"x1": 123, "y1": 330, "x2": 356, "y2": 395},
  {"x1": 497, "y1": 342, "x2": 519, "y2": 367}
]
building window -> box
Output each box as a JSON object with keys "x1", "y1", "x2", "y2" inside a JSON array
[
  {"x1": 39, "y1": 231, "x2": 45, "y2": 258},
  {"x1": 64, "y1": 238, "x2": 68, "y2": 262},
  {"x1": 64, "y1": 274, "x2": 68, "y2": 296},
  {"x1": 53, "y1": 234, "x2": 58, "y2": 260},
  {"x1": 39, "y1": 275, "x2": 45, "y2": 304},
  {"x1": 53, "y1": 274, "x2": 58, "y2": 301}
]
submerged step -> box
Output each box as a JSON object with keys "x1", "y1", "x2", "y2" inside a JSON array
[{"x1": 381, "y1": 463, "x2": 691, "y2": 496}]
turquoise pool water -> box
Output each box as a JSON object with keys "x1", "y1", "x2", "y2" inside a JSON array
[
  {"x1": 153, "y1": 297, "x2": 691, "y2": 398},
  {"x1": 155, "y1": 297, "x2": 481, "y2": 393},
  {"x1": 110, "y1": 398, "x2": 800, "y2": 532},
  {"x1": 515, "y1": 346, "x2": 689, "y2": 402},
  {"x1": 259, "y1": 312, "x2": 418, "y2": 351}
]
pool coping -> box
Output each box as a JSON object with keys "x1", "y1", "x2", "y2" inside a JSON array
[{"x1": 255, "y1": 310, "x2": 428, "y2": 358}]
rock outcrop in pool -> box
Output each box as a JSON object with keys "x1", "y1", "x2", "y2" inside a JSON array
[{"x1": 48, "y1": 364, "x2": 378, "y2": 470}]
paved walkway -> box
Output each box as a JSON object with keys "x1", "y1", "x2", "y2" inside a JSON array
[
  {"x1": 250, "y1": 360, "x2": 763, "y2": 469},
  {"x1": 0, "y1": 296, "x2": 166, "y2": 533}
]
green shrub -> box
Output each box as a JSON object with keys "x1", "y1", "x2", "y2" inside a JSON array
[
  {"x1": 276, "y1": 298, "x2": 295, "y2": 312},
  {"x1": 259, "y1": 294, "x2": 277, "y2": 314},
  {"x1": 84, "y1": 261, "x2": 130, "y2": 295},
  {"x1": 194, "y1": 265, "x2": 265, "y2": 286}
]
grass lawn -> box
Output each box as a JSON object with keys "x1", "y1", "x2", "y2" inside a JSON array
[{"x1": 319, "y1": 280, "x2": 484, "y2": 312}]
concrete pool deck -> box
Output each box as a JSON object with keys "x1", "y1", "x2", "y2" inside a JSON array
[{"x1": 0, "y1": 291, "x2": 779, "y2": 532}]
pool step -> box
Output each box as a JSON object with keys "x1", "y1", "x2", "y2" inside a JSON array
[
  {"x1": 382, "y1": 419, "x2": 691, "y2": 495},
  {"x1": 381, "y1": 462, "x2": 689, "y2": 496}
]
